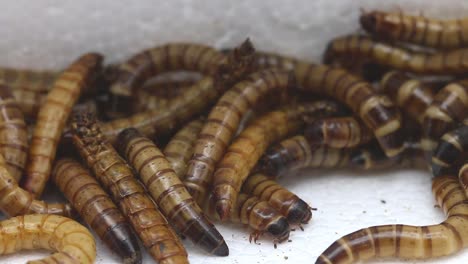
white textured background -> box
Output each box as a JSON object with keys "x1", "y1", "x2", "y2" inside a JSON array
[{"x1": 2, "y1": 1, "x2": 468, "y2": 263}]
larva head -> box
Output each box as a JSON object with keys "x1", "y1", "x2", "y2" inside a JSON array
[
  {"x1": 322, "y1": 40, "x2": 338, "y2": 65},
  {"x1": 216, "y1": 38, "x2": 256, "y2": 87},
  {"x1": 286, "y1": 199, "x2": 312, "y2": 225},
  {"x1": 117, "y1": 127, "x2": 142, "y2": 155},
  {"x1": 266, "y1": 217, "x2": 290, "y2": 243},
  {"x1": 360, "y1": 10, "x2": 399, "y2": 39},
  {"x1": 70, "y1": 110, "x2": 105, "y2": 152},
  {"x1": 359, "y1": 10, "x2": 381, "y2": 35},
  {"x1": 257, "y1": 147, "x2": 287, "y2": 177}
]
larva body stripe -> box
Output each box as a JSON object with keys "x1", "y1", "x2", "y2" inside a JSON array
[
  {"x1": 255, "y1": 51, "x2": 404, "y2": 158},
  {"x1": 0, "y1": 85, "x2": 28, "y2": 181},
  {"x1": 432, "y1": 122, "x2": 468, "y2": 176},
  {"x1": 70, "y1": 113, "x2": 189, "y2": 263},
  {"x1": 242, "y1": 173, "x2": 312, "y2": 225},
  {"x1": 0, "y1": 67, "x2": 58, "y2": 93},
  {"x1": 118, "y1": 128, "x2": 229, "y2": 256},
  {"x1": 183, "y1": 69, "x2": 292, "y2": 206},
  {"x1": 422, "y1": 80, "x2": 468, "y2": 152},
  {"x1": 361, "y1": 10, "x2": 468, "y2": 49},
  {"x1": 133, "y1": 80, "x2": 195, "y2": 112},
  {"x1": 305, "y1": 116, "x2": 374, "y2": 148},
  {"x1": 212, "y1": 101, "x2": 340, "y2": 220},
  {"x1": 52, "y1": 158, "x2": 141, "y2": 264},
  {"x1": 0, "y1": 153, "x2": 75, "y2": 217},
  {"x1": 22, "y1": 53, "x2": 103, "y2": 198},
  {"x1": 380, "y1": 71, "x2": 435, "y2": 124},
  {"x1": 11, "y1": 88, "x2": 47, "y2": 120},
  {"x1": 316, "y1": 175, "x2": 468, "y2": 264},
  {"x1": 0, "y1": 214, "x2": 96, "y2": 264},
  {"x1": 163, "y1": 118, "x2": 204, "y2": 179}
]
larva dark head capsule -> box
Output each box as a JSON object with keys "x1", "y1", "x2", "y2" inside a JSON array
[
  {"x1": 360, "y1": 10, "x2": 399, "y2": 41},
  {"x1": 216, "y1": 38, "x2": 256, "y2": 86},
  {"x1": 359, "y1": 11, "x2": 380, "y2": 34},
  {"x1": 286, "y1": 199, "x2": 312, "y2": 225},
  {"x1": 266, "y1": 217, "x2": 290, "y2": 244}
]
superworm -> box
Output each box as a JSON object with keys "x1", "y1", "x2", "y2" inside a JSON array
[
  {"x1": 0, "y1": 214, "x2": 96, "y2": 264},
  {"x1": 118, "y1": 128, "x2": 229, "y2": 256},
  {"x1": 421, "y1": 79, "x2": 468, "y2": 152},
  {"x1": 70, "y1": 112, "x2": 189, "y2": 264},
  {"x1": 0, "y1": 67, "x2": 57, "y2": 94},
  {"x1": 205, "y1": 193, "x2": 290, "y2": 246},
  {"x1": 255, "y1": 51, "x2": 404, "y2": 158},
  {"x1": 163, "y1": 118, "x2": 204, "y2": 179},
  {"x1": 133, "y1": 80, "x2": 195, "y2": 112},
  {"x1": 11, "y1": 87, "x2": 47, "y2": 120},
  {"x1": 0, "y1": 84, "x2": 28, "y2": 181},
  {"x1": 22, "y1": 53, "x2": 103, "y2": 198},
  {"x1": 0, "y1": 153, "x2": 74, "y2": 217},
  {"x1": 360, "y1": 10, "x2": 468, "y2": 49},
  {"x1": 316, "y1": 175, "x2": 468, "y2": 263},
  {"x1": 52, "y1": 158, "x2": 141, "y2": 264},
  {"x1": 432, "y1": 120, "x2": 468, "y2": 176},
  {"x1": 304, "y1": 116, "x2": 374, "y2": 148},
  {"x1": 324, "y1": 35, "x2": 468, "y2": 75},
  {"x1": 212, "y1": 101, "x2": 340, "y2": 220},
  {"x1": 242, "y1": 173, "x2": 312, "y2": 226},
  {"x1": 99, "y1": 41, "x2": 255, "y2": 144},
  {"x1": 183, "y1": 69, "x2": 292, "y2": 206}
]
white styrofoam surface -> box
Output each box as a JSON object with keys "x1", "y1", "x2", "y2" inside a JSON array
[{"x1": 1, "y1": 1, "x2": 468, "y2": 263}]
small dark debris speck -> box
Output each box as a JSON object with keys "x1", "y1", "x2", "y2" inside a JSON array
[
  {"x1": 288, "y1": 239, "x2": 292, "y2": 242},
  {"x1": 284, "y1": 256, "x2": 288, "y2": 260},
  {"x1": 380, "y1": 199, "x2": 386, "y2": 204},
  {"x1": 362, "y1": 210, "x2": 366, "y2": 214}
]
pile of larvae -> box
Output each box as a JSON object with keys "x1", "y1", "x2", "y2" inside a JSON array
[{"x1": 1, "y1": 8, "x2": 468, "y2": 264}]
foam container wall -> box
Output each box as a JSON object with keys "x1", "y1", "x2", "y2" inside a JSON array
[{"x1": 1, "y1": 0, "x2": 468, "y2": 263}]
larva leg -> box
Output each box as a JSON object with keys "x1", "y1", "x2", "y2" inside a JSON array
[
  {"x1": 0, "y1": 214, "x2": 95, "y2": 264},
  {"x1": 22, "y1": 53, "x2": 103, "y2": 197},
  {"x1": 52, "y1": 158, "x2": 141, "y2": 264}
]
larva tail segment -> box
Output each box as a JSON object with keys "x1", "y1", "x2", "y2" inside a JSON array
[
  {"x1": 117, "y1": 128, "x2": 229, "y2": 256},
  {"x1": 316, "y1": 175, "x2": 468, "y2": 264},
  {"x1": 216, "y1": 38, "x2": 256, "y2": 87},
  {"x1": 52, "y1": 158, "x2": 142, "y2": 264}
]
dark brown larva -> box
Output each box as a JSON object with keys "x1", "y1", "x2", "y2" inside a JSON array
[
  {"x1": 22, "y1": 53, "x2": 103, "y2": 197},
  {"x1": 380, "y1": 71, "x2": 436, "y2": 124},
  {"x1": 432, "y1": 120, "x2": 468, "y2": 176},
  {"x1": 183, "y1": 69, "x2": 292, "y2": 206},
  {"x1": 212, "y1": 101, "x2": 340, "y2": 220},
  {"x1": 242, "y1": 173, "x2": 312, "y2": 226},
  {"x1": 360, "y1": 10, "x2": 468, "y2": 49},
  {"x1": 255, "y1": 51, "x2": 404, "y2": 158},
  {"x1": 52, "y1": 158, "x2": 141, "y2": 264},
  {"x1": 316, "y1": 175, "x2": 468, "y2": 263},
  {"x1": 324, "y1": 35, "x2": 468, "y2": 75},
  {"x1": 421, "y1": 79, "x2": 468, "y2": 152},
  {"x1": 70, "y1": 112, "x2": 189, "y2": 264},
  {"x1": 0, "y1": 84, "x2": 28, "y2": 182},
  {"x1": 118, "y1": 128, "x2": 229, "y2": 256},
  {"x1": 163, "y1": 118, "x2": 204, "y2": 179},
  {"x1": 304, "y1": 116, "x2": 374, "y2": 148}
]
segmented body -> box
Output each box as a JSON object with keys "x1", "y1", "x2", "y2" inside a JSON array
[
  {"x1": 432, "y1": 120, "x2": 468, "y2": 176},
  {"x1": 212, "y1": 101, "x2": 339, "y2": 220},
  {"x1": 316, "y1": 175, "x2": 468, "y2": 263},
  {"x1": 255, "y1": 51, "x2": 404, "y2": 158},
  {"x1": 11, "y1": 87, "x2": 48, "y2": 120},
  {"x1": 242, "y1": 173, "x2": 312, "y2": 225},
  {"x1": 324, "y1": 35, "x2": 468, "y2": 75},
  {"x1": 118, "y1": 128, "x2": 229, "y2": 256},
  {"x1": 380, "y1": 71, "x2": 436, "y2": 124},
  {"x1": 22, "y1": 53, "x2": 103, "y2": 197},
  {"x1": 0, "y1": 67, "x2": 57, "y2": 93},
  {"x1": 360, "y1": 10, "x2": 468, "y2": 49},
  {"x1": 183, "y1": 69, "x2": 292, "y2": 205},
  {"x1": 52, "y1": 158, "x2": 141, "y2": 264},
  {"x1": 163, "y1": 118, "x2": 204, "y2": 179},
  {"x1": 0, "y1": 214, "x2": 95, "y2": 264},
  {"x1": 133, "y1": 80, "x2": 196, "y2": 112},
  {"x1": 0, "y1": 84, "x2": 28, "y2": 181},
  {"x1": 70, "y1": 113, "x2": 189, "y2": 264}
]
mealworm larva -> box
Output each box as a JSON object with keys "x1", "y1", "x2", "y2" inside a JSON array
[
  {"x1": 205, "y1": 193, "x2": 290, "y2": 247},
  {"x1": 11, "y1": 87, "x2": 47, "y2": 120},
  {"x1": 242, "y1": 173, "x2": 312, "y2": 226},
  {"x1": 380, "y1": 71, "x2": 435, "y2": 124},
  {"x1": 304, "y1": 116, "x2": 374, "y2": 148},
  {"x1": 163, "y1": 118, "x2": 204, "y2": 179},
  {"x1": 421, "y1": 79, "x2": 468, "y2": 152},
  {"x1": 99, "y1": 41, "x2": 255, "y2": 144},
  {"x1": 52, "y1": 158, "x2": 141, "y2": 264},
  {"x1": 70, "y1": 112, "x2": 189, "y2": 264},
  {"x1": 255, "y1": 51, "x2": 404, "y2": 158},
  {"x1": 316, "y1": 175, "x2": 468, "y2": 264},
  {"x1": 0, "y1": 153, "x2": 74, "y2": 217},
  {"x1": 0, "y1": 214, "x2": 96, "y2": 264},
  {"x1": 0, "y1": 84, "x2": 28, "y2": 181},
  {"x1": 118, "y1": 128, "x2": 229, "y2": 256},
  {"x1": 0, "y1": 67, "x2": 58, "y2": 93},
  {"x1": 22, "y1": 53, "x2": 103, "y2": 198},
  {"x1": 212, "y1": 101, "x2": 340, "y2": 220},
  {"x1": 432, "y1": 120, "x2": 468, "y2": 177},
  {"x1": 324, "y1": 35, "x2": 468, "y2": 75},
  {"x1": 257, "y1": 135, "x2": 351, "y2": 177},
  {"x1": 143, "y1": 78, "x2": 198, "y2": 98},
  {"x1": 360, "y1": 10, "x2": 468, "y2": 49},
  {"x1": 183, "y1": 69, "x2": 292, "y2": 206}
]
